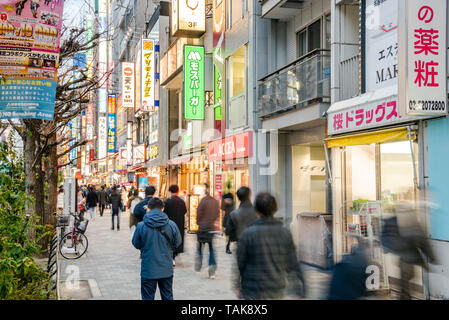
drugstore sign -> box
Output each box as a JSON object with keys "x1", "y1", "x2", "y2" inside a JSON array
[{"x1": 183, "y1": 45, "x2": 205, "y2": 120}]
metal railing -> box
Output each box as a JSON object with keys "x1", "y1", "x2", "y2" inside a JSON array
[
  {"x1": 258, "y1": 49, "x2": 331, "y2": 118},
  {"x1": 339, "y1": 55, "x2": 359, "y2": 101}
]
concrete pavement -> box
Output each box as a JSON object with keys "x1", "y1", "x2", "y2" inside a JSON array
[{"x1": 59, "y1": 207, "x2": 333, "y2": 300}]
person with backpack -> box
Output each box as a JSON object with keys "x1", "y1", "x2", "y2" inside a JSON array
[
  {"x1": 132, "y1": 197, "x2": 182, "y2": 300},
  {"x1": 133, "y1": 186, "x2": 156, "y2": 223}
]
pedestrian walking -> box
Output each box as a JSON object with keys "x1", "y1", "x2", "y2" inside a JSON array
[
  {"x1": 98, "y1": 185, "x2": 108, "y2": 217},
  {"x1": 128, "y1": 189, "x2": 143, "y2": 232},
  {"x1": 109, "y1": 185, "x2": 123, "y2": 230},
  {"x1": 164, "y1": 185, "x2": 187, "y2": 266},
  {"x1": 221, "y1": 192, "x2": 235, "y2": 254},
  {"x1": 226, "y1": 187, "x2": 257, "y2": 243},
  {"x1": 86, "y1": 186, "x2": 99, "y2": 220},
  {"x1": 195, "y1": 183, "x2": 220, "y2": 279},
  {"x1": 132, "y1": 197, "x2": 182, "y2": 300},
  {"x1": 236, "y1": 192, "x2": 306, "y2": 300},
  {"x1": 106, "y1": 186, "x2": 113, "y2": 209},
  {"x1": 133, "y1": 186, "x2": 156, "y2": 223}
]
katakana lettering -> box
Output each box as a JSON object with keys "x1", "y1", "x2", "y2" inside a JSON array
[
  {"x1": 375, "y1": 103, "x2": 386, "y2": 122},
  {"x1": 386, "y1": 101, "x2": 398, "y2": 120},
  {"x1": 346, "y1": 111, "x2": 354, "y2": 128},
  {"x1": 355, "y1": 109, "x2": 364, "y2": 126}
]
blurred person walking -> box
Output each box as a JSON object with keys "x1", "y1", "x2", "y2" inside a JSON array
[
  {"x1": 221, "y1": 191, "x2": 235, "y2": 254},
  {"x1": 86, "y1": 186, "x2": 99, "y2": 220},
  {"x1": 109, "y1": 186, "x2": 123, "y2": 230},
  {"x1": 128, "y1": 189, "x2": 142, "y2": 234},
  {"x1": 236, "y1": 192, "x2": 306, "y2": 300},
  {"x1": 164, "y1": 185, "x2": 187, "y2": 266},
  {"x1": 98, "y1": 185, "x2": 108, "y2": 217},
  {"x1": 133, "y1": 186, "x2": 156, "y2": 223},
  {"x1": 195, "y1": 183, "x2": 220, "y2": 279},
  {"x1": 132, "y1": 198, "x2": 182, "y2": 300},
  {"x1": 381, "y1": 202, "x2": 435, "y2": 300},
  {"x1": 226, "y1": 187, "x2": 257, "y2": 244}
]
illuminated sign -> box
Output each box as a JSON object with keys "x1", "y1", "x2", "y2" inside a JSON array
[
  {"x1": 108, "y1": 94, "x2": 116, "y2": 114},
  {"x1": 141, "y1": 39, "x2": 155, "y2": 111},
  {"x1": 183, "y1": 45, "x2": 205, "y2": 120},
  {"x1": 98, "y1": 88, "x2": 107, "y2": 113},
  {"x1": 122, "y1": 62, "x2": 135, "y2": 108},
  {"x1": 107, "y1": 114, "x2": 116, "y2": 153},
  {"x1": 171, "y1": 0, "x2": 206, "y2": 37},
  {"x1": 146, "y1": 145, "x2": 159, "y2": 161},
  {"x1": 208, "y1": 131, "x2": 254, "y2": 161},
  {"x1": 98, "y1": 116, "x2": 107, "y2": 159}
]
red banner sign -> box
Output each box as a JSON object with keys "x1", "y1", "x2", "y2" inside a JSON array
[{"x1": 208, "y1": 131, "x2": 253, "y2": 162}]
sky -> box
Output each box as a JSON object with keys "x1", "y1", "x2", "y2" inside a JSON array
[{"x1": 63, "y1": 0, "x2": 88, "y2": 27}]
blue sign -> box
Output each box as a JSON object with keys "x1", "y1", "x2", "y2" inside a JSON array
[
  {"x1": 107, "y1": 113, "x2": 116, "y2": 153},
  {"x1": 0, "y1": 79, "x2": 57, "y2": 120}
]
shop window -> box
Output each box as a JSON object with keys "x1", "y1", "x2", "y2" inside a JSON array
[
  {"x1": 227, "y1": 45, "x2": 247, "y2": 129},
  {"x1": 291, "y1": 143, "x2": 327, "y2": 218}
]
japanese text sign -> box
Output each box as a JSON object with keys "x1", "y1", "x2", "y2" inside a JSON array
[
  {"x1": 328, "y1": 94, "x2": 418, "y2": 135},
  {"x1": 365, "y1": 0, "x2": 398, "y2": 92},
  {"x1": 107, "y1": 94, "x2": 116, "y2": 114},
  {"x1": 122, "y1": 62, "x2": 135, "y2": 108},
  {"x1": 399, "y1": 0, "x2": 447, "y2": 116},
  {"x1": 0, "y1": 0, "x2": 64, "y2": 120},
  {"x1": 107, "y1": 114, "x2": 116, "y2": 153},
  {"x1": 184, "y1": 45, "x2": 204, "y2": 120},
  {"x1": 141, "y1": 39, "x2": 155, "y2": 111},
  {"x1": 98, "y1": 116, "x2": 107, "y2": 159}
]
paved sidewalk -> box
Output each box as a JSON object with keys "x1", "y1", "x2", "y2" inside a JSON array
[{"x1": 59, "y1": 208, "x2": 333, "y2": 300}]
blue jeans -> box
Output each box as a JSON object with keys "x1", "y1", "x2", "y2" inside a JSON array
[
  {"x1": 112, "y1": 208, "x2": 120, "y2": 229},
  {"x1": 88, "y1": 207, "x2": 95, "y2": 220},
  {"x1": 198, "y1": 240, "x2": 216, "y2": 266},
  {"x1": 141, "y1": 277, "x2": 173, "y2": 300}
]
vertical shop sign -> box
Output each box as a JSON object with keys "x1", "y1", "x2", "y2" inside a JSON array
[
  {"x1": 171, "y1": 0, "x2": 205, "y2": 37},
  {"x1": 398, "y1": 0, "x2": 447, "y2": 116},
  {"x1": 0, "y1": 0, "x2": 65, "y2": 120},
  {"x1": 107, "y1": 113, "x2": 116, "y2": 153},
  {"x1": 122, "y1": 62, "x2": 135, "y2": 108},
  {"x1": 364, "y1": 0, "x2": 398, "y2": 92},
  {"x1": 213, "y1": 0, "x2": 226, "y2": 135},
  {"x1": 141, "y1": 39, "x2": 155, "y2": 111},
  {"x1": 98, "y1": 116, "x2": 107, "y2": 159},
  {"x1": 183, "y1": 45, "x2": 205, "y2": 120},
  {"x1": 98, "y1": 88, "x2": 107, "y2": 113}
]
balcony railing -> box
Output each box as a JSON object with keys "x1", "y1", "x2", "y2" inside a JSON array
[
  {"x1": 339, "y1": 55, "x2": 359, "y2": 101},
  {"x1": 258, "y1": 49, "x2": 330, "y2": 118}
]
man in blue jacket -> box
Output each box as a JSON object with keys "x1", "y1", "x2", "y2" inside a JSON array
[
  {"x1": 132, "y1": 197, "x2": 182, "y2": 300},
  {"x1": 133, "y1": 186, "x2": 156, "y2": 222}
]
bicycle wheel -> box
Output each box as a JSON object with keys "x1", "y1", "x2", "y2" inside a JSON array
[{"x1": 59, "y1": 232, "x2": 88, "y2": 259}]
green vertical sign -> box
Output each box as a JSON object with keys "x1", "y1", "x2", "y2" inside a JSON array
[
  {"x1": 184, "y1": 45, "x2": 205, "y2": 120},
  {"x1": 214, "y1": 65, "x2": 222, "y2": 120}
]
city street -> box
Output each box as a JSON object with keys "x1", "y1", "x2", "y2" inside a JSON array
[{"x1": 59, "y1": 208, "x2": 332, "y2": 300}]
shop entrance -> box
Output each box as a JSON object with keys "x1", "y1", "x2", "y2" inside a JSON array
[
  {"x1": 332, "y1": 131, "x2": 421, "y2": 289},
  {"x1": 221, "y1": 164, "x2": 249, "y2": 207}
]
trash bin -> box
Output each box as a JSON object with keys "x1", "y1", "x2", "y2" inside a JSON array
[{"x1": 295, "y1": 212, "x2": 333, "y2": 269}]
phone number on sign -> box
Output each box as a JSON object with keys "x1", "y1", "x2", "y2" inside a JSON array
[{"x1": 409, "y1": 100, "x2": 446, "y2": 111}]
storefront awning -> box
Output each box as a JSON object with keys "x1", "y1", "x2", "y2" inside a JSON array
[
  {"x1": 326, "y1": 127, "x2": 416, "y2": 148},
  {"x1": 166, "y1": 155, "x2": 192, "y2": 165}
]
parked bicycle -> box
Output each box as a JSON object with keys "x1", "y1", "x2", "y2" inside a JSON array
[{"x1": 57, "y1": 212, "x2": 89, "y2": 260}]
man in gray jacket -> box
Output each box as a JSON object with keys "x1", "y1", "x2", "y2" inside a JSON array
[{"x1": 226, "y1": 187, "x2": 257, "y2": 243}]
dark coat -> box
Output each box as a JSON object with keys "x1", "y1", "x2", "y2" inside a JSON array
[
  {"x1": 221, "y1": 193, "x2": 235, "y2": 233},
  {"x1": 98, "y1": 190, "x2": 108, "y2": 205},
  {"x1": 227, "y1": 200, "x2": 257, "y2": 242},
  {"x1": 132, "y1": 209, "x2": 182, "y2": 280},
  {"x1": 237, "y1": 216, "x2": 306, "y2": 300},
  {"x1": 86, "y1": 190, "x2": 98, "y2": 208},
  {"x1": 133, "y1": 196, "x2": 153, "y2": 222},
  {"x1": 109, "y1": 191, "x2": 122, "y2": 210},
  {"x1": 196, "y1": 193, "x2": 219, "y2": 231},
  {"x1": 164, "y1": 195, "x2": 187, "y2": 253}
]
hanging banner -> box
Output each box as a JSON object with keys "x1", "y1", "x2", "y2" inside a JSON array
[
  {"x1": 398, "y1": 0, "x2": 447, "y2": 116},
  {"x1": 184, "y1": 45, "x2": 205, "y2": 120},
  {"x1": 107, "y1": 94, "x2": 116, "y2": 114},
  {"x1": 98, "y1": 88, "x2": 107, "y2": 113},
  {"x1": 141, "y1": 39, "x2": 155, "y2": 112},
  {"x1": 122, "y1": 62, "x2": 135, "y2": 108},
  {"x1": 0, "y1": 0, "x2": 65, "y2": 120}
]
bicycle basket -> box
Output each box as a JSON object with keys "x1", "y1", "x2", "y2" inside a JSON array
[
  {"x1": 77, "y1": 220, "x2": 89, "y2": 234},
  {"x1": 57, "y1": 215, "x2": 70, "y2": 225}
]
